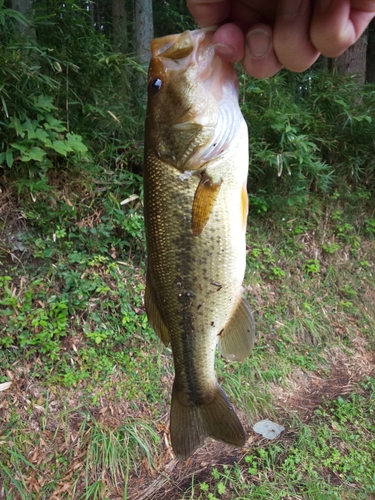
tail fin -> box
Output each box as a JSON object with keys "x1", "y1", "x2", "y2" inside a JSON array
[{"x1": 170, "y1": 383, "x2": 245, "y2": 460}]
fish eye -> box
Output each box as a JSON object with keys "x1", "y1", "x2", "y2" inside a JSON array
[{"x1": 149, "y1": 77, "x2": 162, "y2": 94}]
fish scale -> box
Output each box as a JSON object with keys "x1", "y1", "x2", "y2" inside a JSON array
[{"x1": 144, "y1": 27, "x2": 256, "y2": 460}]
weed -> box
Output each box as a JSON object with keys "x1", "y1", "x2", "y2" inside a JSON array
[
  {"x1": 304, "y1": 258, "x2": 320, "y2": 274},
  {"x1": 270, "y1": 266, "x2": 286, "y2": 280},
  {"x1": 83, "y1": 418, "x2": 160, "y2": 498},
  {"x1": 322, "y1": 242, "x2": 341, "y2": 254},
  {"x1": 364, "y1": 218, "x2": 375, "y2": 235}
]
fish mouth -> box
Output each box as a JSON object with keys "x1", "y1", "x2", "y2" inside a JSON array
[
  {"x1": 150, "y1": 26, "x2": 237, "y2": 101},
  {"x1": 150, "y1": 26, "x2": 217, "y2": 63},
  {"x1": 149, "y1": 28, "x2": 243, "y2": 168}
]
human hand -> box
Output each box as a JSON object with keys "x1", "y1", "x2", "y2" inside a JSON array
[{"x1": 187, "y1": 0, "x2": 375, "y2": 78}]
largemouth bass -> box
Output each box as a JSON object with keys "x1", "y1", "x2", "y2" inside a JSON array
[{"x1": 143, "y1": 27, "x2": 255, "y2": 460}]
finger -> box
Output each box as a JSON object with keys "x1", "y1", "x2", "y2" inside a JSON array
[
  {"x1": 311, "y1": 0, "x2": 375, "y2": 57},
  {"x1": 187, "y1": 0, "x2": 230, "y2": 27},
  {"x1": 273, "y1": 0, "x2": 320, "y2": 72},
  {"x1": 230, "y1": 0, "x2": 279, "y2": 25},
  {"x1": 243, "y1": 23, "x2": 283, "y2": 78},
  {"x1": 212, "y1": 23, "x2": 245, "y2": 62}
]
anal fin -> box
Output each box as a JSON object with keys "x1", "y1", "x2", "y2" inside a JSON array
[
  {"x1": 191, "y1": 172, "x2": 222, "y2": 236},
  {"x1": 218, "y1": 296, "x2": 255, "y2": 362},
  {"x1": 144, "y1": 278, "x2": 170, "y2": 346},
  {"x1": 170, "y1": 383, "x2": 245, "y2": 461}
]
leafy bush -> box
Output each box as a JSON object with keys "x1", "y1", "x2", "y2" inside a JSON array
[
  {"x1": 0, "y1": 0, "x2": 143, "y2": 198},
  {"x1": 241, "y1": 70, "x2": 375, "y2": 209},
  {"x1": 34, "y1": 0, "x2": 144, "y2": 146},
  {"x1": 1, "y1": 97, "x2": 87, "y2": 196}
]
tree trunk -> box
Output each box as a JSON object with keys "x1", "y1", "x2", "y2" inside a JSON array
[
  {"x1": 366, "y1": 19, "x2": 375, "y2": 83},
  {"x1": 11, "y1": 0, "x2": 36, "y2": 39},
  {"x1": 134, "y1": 0, "x2": 153, "y2": 66},
  {"x1": 329, "y1": 30, "x2": 368, "y2": 84},
  {"x1": 134, "y1": 0, "x2": 153, "y2": 101},
  {"x1": 112, "y1": 0, "x2": 128, "y2": 53}
]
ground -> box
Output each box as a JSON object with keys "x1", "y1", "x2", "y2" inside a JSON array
[{"x1": 1, "y1": 183, "x2": 375, "y2": 499}]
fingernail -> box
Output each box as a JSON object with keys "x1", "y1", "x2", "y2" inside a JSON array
[
  {"x1": 280, "y1": 0, "x2": 302, "y2": 19},
  {"x1": 214, "y1": 43, "x2": 234, "y2": 59},
  {"x1": 247, "y1": 29, "x2": 271, "y2": 58}
]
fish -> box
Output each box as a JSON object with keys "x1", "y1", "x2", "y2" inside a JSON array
[{"x1": 143, "y1": 27, "x2": 255, "y2": 461}]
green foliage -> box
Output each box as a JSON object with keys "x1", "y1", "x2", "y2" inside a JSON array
[
  {"x1": 20, "y1": 165, "x2": 145, "y2": 262},
  {"x1": 83, "y1": 417, "x2": 160, "y2": 496},
  {"x1": 33, "y1": 0, "x2": 144, "y2": 147},
  {"x1": 0, "y1": 8, "x2": 88, "y2": 185},
  {"x1": 364, "y1": 217, "x2": 375, "y2": 235},
  {"x1": 322, "y1": 242, "x2": 340, "y2": 254},
  {"x1": 0, "y1": 410, "x2": 160, "y2": 499},
  {"x1": 0, "y1": 0, "x2": 144, "y2": 200},
  {"x1": 0, "y1": 276, "x2": 68, "y2": 355},
  {"x1": 0, "y1": 259, "x2": 161, "y2": 392},
  {"x1": 0, "y1": 158, "x2": 149, "y2": 383},
  {"x1": 304, "y1": 258, "x2": 320, "y2": 275},
  {"x1": 247, "y1": 242, "x2": 288, "y2": 281},
  {"x1": 0, "y1": 0, "x2": 27, "y2": 26},
  {"x1": 153, "y1": 0, "x2": 195, "y2": 37},
  {"x1": 241, "y1": 71, "x2": 375, "y2": 209},
  {"x1": 3, "y1": 0, "x2": 375, "y2": 207},
  {"x1": 1, "y1": 101, "x2": 87, "y2": 188}
]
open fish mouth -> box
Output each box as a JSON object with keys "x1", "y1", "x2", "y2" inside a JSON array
[
  {"x1": 147, "y1": 27, "x2": 243, "y2": 168},
  {"x1": 150, "y1": 26, "x2": 238, "y2": 102},
  {"x1": 150, "y1": 26, "x2": 217, "y2": 67}
]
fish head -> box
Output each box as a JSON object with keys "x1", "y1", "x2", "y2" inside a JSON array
[{"x1": 145, "y1": 28, "x2": 243, "y2": 171}]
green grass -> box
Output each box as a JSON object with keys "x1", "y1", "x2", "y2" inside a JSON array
[
  {"x1": 181, "y1": 378, "x2": 375, "y2": 500},
  {"x1": 1, "y1": 165, "x2": 375, "y2": 498}
]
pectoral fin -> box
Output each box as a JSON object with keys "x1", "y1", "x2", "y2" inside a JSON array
[
  {"x1": 218, "y1": 296, "x2": 255, "y2": 362},
  {"x1": 191, "y1": 172, "x2": 222, "y2": 236},
  {"x1": 144, "y1": 278, "x2": 170, "y2": 346}
]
